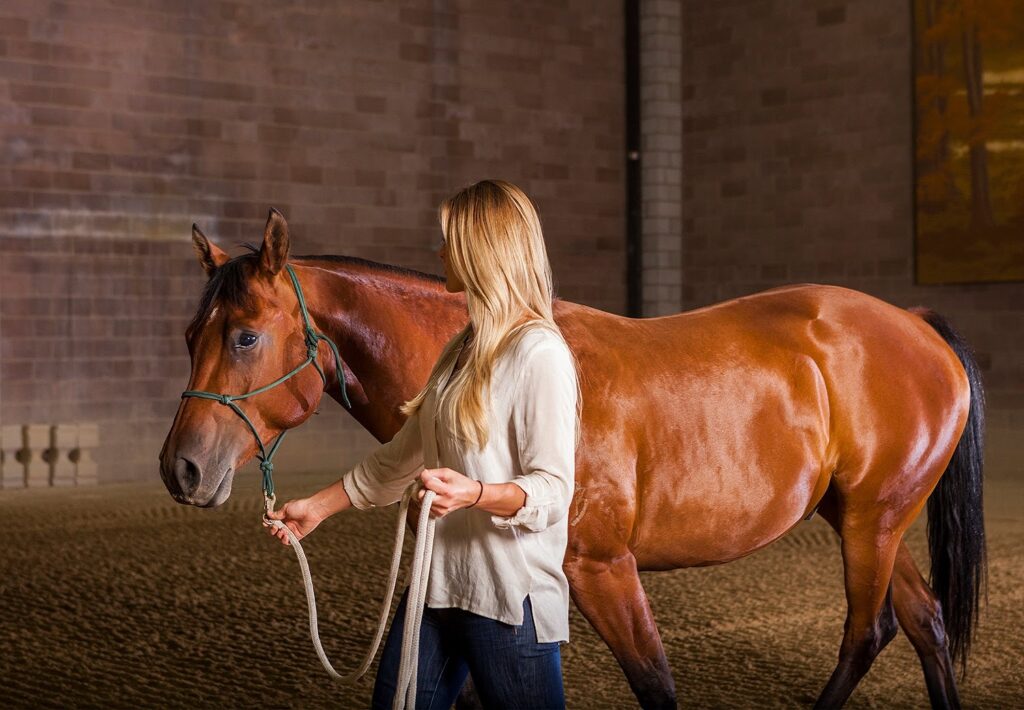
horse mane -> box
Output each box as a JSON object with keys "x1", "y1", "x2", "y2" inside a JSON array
[
  {"x1": 186, "y1": 245, "x2": 445, "y2": 334},
  {"x1": 186, "y1": 249, "x2": 260, "y2": 335},
  {"x1": 296, "y1": 252, "x2": 445, "y2": 284}
]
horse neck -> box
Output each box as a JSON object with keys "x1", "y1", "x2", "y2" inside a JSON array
[{"x1": 291, "y1": 258, "x2": 466, "y2": 442}]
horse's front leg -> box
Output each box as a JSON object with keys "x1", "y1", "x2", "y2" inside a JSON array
[{"x1": 565, "y1": 549, "x2": 676, "y2": 709}]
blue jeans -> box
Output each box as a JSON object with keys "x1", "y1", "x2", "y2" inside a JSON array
[{"x1": 372, "y1": 587, "x2": 565, "y2": 710}]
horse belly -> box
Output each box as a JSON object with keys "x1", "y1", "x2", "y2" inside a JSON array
[
  {"x1": 634, "y1": 462, "x2": 826, "y2": 569},
  {"x1": 630, "y1": 359, "x2": 832, "y2": 569}
]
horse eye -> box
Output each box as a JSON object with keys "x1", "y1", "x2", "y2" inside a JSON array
[{"x1": 236, "y1": 332, "x2": 259, "y2": 349}]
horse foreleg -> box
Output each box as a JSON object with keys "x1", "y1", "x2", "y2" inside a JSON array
[
  {"x1": 565, "y1": 552, "x2": 676, "y2": 709},
  {"x1": 892, "y1": 542, "x2": 962, "y2": 710}
]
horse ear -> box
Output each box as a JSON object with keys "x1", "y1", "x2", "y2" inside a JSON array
[
  {"x1": 192, "y1": 224, "x2": 229, "y2": 277},
  {"x1": 259, "y1": 207, "x2": 290, "y2": 276}
]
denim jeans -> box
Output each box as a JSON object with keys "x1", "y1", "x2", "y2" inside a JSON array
[{"x1": 371, "y1": 587, "x2": 565, "y2": 710}]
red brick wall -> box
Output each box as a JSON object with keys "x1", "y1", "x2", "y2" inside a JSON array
[
  {"x1": 680, "y1": 0, "x2": 1022, "y2": 478},
  {"x1": 0, "y1": 1, "x2": 625, "y2": 483}
]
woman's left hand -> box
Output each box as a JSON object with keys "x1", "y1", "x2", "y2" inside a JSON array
[{"x1": 416, "y1": 467, "x2": 484, "y2": 519}]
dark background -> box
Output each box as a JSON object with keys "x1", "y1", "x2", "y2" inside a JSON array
[{"x1": 1, "y1": 1, "x2": 1020, "y2": 484}]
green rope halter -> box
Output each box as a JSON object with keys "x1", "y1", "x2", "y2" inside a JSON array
[{"x1": 181, "y1": 264, "x2": 352, "y2": 500}]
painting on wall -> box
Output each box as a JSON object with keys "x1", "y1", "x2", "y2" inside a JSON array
[{"x1": 913, "y1": 0, "x2": 1024, "y2": 284}]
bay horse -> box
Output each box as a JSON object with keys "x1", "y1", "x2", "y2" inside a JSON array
[{"x1": 160, "y1": 209, "x2": 985, "y2": 709}]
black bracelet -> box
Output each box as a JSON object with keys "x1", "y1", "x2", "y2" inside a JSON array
[{"x1": 468, "y1": 480, "x2": 484, "y2": 508}]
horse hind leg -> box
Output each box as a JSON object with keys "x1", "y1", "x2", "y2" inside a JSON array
[
  {"x1": 814, "y1": 492, "x2": 902, "y2": 709},
  {"x1": 892, "y1": 541, "x2": 962, "y2": 709}
]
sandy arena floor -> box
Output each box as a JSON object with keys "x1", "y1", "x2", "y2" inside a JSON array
[{"x1": 1, "y1": 470, "x2": 1021, "y2": 708}]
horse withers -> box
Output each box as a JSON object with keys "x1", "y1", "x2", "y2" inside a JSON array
[{"x1": 161, "y1": 209, "x2": 984, "y2": 709}]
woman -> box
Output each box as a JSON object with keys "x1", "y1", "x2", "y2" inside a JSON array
[{"x1": 266, "y1": 179, "x2": 582, "y2": 709}]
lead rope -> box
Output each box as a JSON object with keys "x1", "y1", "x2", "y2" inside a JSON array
[
  {"x1": 398, "y1": 489, "x2": 436, "y2": 710},
  {"x1": 263, "y1": 484, "x2": 436, "y2": 710}
]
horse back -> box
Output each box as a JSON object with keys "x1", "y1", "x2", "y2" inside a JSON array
[{"x1": 554, "y1": 285, "x2": 968, "y2": 568}]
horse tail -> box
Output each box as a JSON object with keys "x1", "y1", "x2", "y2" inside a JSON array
[{"x1": 909, "y1": 307, "x2": 987, "y2": 676}]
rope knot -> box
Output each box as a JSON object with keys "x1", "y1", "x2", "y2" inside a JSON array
[
  {"x1": 305, "y1": 328, "x2": 320, "y2": 359},
  {"x1": 218, "y1": 394, "x2": 231, "y2": 405},
  {"x1": 260, "y1": 458, "x2": 275, "y2": 498}
]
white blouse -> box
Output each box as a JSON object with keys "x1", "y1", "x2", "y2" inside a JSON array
[{"x1": 341, "y1": 325, "x2": 579, "y2": 643}]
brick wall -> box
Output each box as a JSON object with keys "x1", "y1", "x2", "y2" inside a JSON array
[
  {"x1": 680, "y1": 0, "x2": 1022, "y2": 478},
  {"x1": 0, "y1": 1, "x2": 625, "y2": 483}
]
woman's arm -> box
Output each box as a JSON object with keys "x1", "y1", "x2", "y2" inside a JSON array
[
  {"x1": 341, "y1": 407, "x2": 425, "y2": 510},
  {"x1": 266, "y1": 408, "x2": 424, "y2": 545},
  {"x1": 264, "y1": 480, "x2": 353, "y2": 545},
  {"x1": 419, "y1": 341, "x2": 578, "y2": 527},
  {"x1": 416, "y1": 468, "x2": 526, "y2": 518},
  {"x1": 491, "y1": 341, "x2": 578, "y2": 532}
]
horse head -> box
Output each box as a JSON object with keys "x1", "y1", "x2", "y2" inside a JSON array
[{"x1": 159, "y1": 208, "x2": 333, "y2": 507}]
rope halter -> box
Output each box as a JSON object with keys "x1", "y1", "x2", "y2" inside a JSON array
[{"x1": 180, "y1": 263, "x2": 352, "y2": 504}]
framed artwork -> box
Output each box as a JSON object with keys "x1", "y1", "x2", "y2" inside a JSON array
[{"x1": 913, "y1": 0, "x2": 1024, "y2": 284}]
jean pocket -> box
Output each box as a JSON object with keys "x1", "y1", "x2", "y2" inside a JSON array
[{"x1": 519, "y1": 639, "x2": 560, "y2": 659}]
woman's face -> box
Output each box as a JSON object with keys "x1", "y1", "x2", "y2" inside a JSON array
[{"x1": 438, "y1": 233, "x2": 466, "y2": 293}]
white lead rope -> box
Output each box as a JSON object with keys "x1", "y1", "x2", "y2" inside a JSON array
[{"x1": 263, "y1": 482, "x2": 436, "y2": 710}]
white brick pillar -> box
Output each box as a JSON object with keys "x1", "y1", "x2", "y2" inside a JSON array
[
  {"x1": 1, "y1": 425, "x2": 25, "y2": 489},
  {"x1": 24, "y1": 424, "x2": 51, "y2": 487},
  {"x1": 75, "y1": 422, "x2": 100, "y2": 486},
  {"x1": 640, "y1": 0, "x2": 683, "y2": 316},
  {"x1": 50, "y1": 424, "x2": 78, "y2": 487}
]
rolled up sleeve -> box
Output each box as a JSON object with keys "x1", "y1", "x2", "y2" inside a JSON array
[
  {"x1": 491, "y1": 342, "x2": 578, "y2": 532},
  {"x1": 342, "y1": 409, "x2": 424, "y2": 510}
]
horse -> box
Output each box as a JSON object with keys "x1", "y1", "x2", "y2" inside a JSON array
[{"x1": 160, "y1": 209, "x2": 985, "y2": 709}]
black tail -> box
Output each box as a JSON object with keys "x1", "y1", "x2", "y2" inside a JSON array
[{"x1": 911, "y1": 307, "x2": 987, "y2": 676}]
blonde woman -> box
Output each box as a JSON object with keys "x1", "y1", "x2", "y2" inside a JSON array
[{"x1": 266, "y1": 179, "x2": 582, "y2": 709}]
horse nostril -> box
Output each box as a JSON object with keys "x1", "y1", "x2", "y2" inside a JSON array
[{"x1": 174, "y1": 457, "x2": 202, "y2": 496}]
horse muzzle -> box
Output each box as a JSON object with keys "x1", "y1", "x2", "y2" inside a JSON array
[{"x1": 159, "y1": 446, "x2": 236, "y2": 508}]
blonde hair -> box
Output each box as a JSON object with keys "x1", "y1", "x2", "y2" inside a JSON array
[{"x1": 400, "y1": 179, "x2": 582, "y2": 451}]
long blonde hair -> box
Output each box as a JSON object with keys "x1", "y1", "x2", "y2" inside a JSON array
[{"x1": 400, "y1": 179, "x2": 582, "y2": 451}]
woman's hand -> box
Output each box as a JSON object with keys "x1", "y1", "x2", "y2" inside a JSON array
[
  {"x1": 415, "y1": 467, "x2": 484, "y2": 519},
  {"x1": 263, "y1": 497, "x2": 328, "y2": 545}
]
